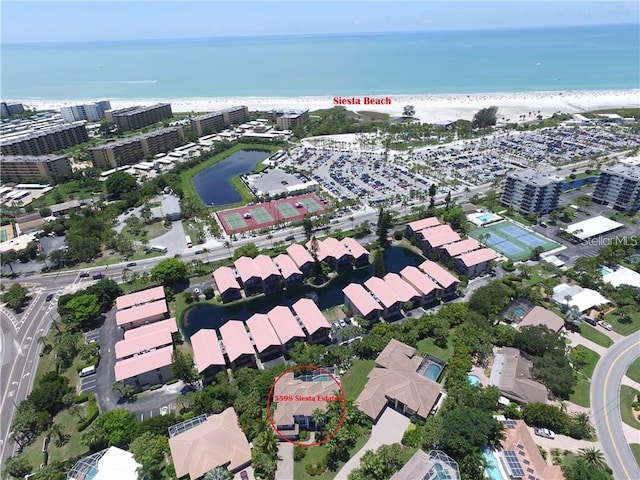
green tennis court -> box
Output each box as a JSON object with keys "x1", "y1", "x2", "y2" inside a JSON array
[
  {"x1": 469, "y1": 220, "x2": 559, "y2": 261},
  {"x1": 249, "y1": 207, "x2": 274, "y2": 223},
  {"x1": 277, "y1": 203, "x2": 299, "y2": 219},
  {"x1": 223, "y1": 213, "x2": 247, "y2": 230},
  {"x1": 299, "y1": 197, "x2": 324, "y2": 213}
]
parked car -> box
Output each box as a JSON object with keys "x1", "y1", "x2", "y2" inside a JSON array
[
  {"x1": 332, "y1": 321, "x2": 340, "y2": 330},
  {"x1": 339, "y1": 319, "x2": 347, "y2": 328},
  {"x1": 45, "y1": 293, "x2": 54, "y2": 301},
  {"x1": 534, "y1": 427, "x2": 556, "y2": 439},
  {"x1": 582, "y1": 316, "x2": 597, "y2": 326},
  {"x1": 285, "y1": 235, "x2": 295, "y2": 241},
  {"x1": 160, "y1": 406, "x2": 169, "y2": 416},
  {"x1": 598, "y1": 320, "x2": 613, "y2": 331},
  {"x1": 240, "y1": 471, "x2": 249, "y2": 480}
]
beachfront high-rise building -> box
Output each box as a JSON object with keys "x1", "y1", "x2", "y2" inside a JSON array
[
  {"x1": 500, "y1": 169, "x2": 563, "y2": 215},
  {"x1": 591, "y1": 164, "x2": 640, "y2": 212},
  {"x1": 267, "y1": 109, "x2": 309, "y2": 129},
  {"x1": 88, "y1": 126, "x2": 184, "y2": 168},
  {"x1": 0, "y1": 154, "x2": 72, "y2": 183},
  {"x1": 105, "y1": 103, "x2": 173, "y2": 132},
  {"x1": 190, "y1": 106, "x2": 249, "y2": 137},
  {"x1": 1, "y1": 102, "x2": 25, "y2": 118},
  {"x1": 61, "y1": 101, "x2": 111, "y2": 123},
  {"x1": 0, "y1": 123, "x2": 89, "y2": 156}
]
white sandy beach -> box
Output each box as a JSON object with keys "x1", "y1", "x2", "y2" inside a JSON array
[{"x1": 21, "y1": 90, "x2": 639, "y2": 124}]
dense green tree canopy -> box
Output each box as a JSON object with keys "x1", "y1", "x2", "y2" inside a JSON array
[
  {"x1": 105, "y1": 172, "x2": 138, "y2": 200},
  {"x1": 83, "y1": 408, "x2": 137, "y2": 449},
  {"x1": 151, "y1": 258, "x2": 188, "y2": 286},
  {"x1": 130, "y1": 432, "x2": 169, "y2": 480},
  {"x1": 232, "y1": 242, "x2": 260, "y2": 260},
  {"x1": 2, "y1": 283, "x2": 28, "y2": 310},
  {"x1": 472, "y1": 106, "x2": 498, "y2": 129},
  {"x1": 468, "y1": 281, "x2": 512, "y2": 318}
]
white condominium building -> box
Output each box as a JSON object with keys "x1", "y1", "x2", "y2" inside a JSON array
[{"x1": 501, "y1": 169, "x2": 563, "y2": 215}]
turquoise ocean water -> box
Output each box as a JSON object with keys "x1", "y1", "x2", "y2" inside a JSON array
[{"x1": 1, "y1": 24, "x2": 638, "y2": 100}]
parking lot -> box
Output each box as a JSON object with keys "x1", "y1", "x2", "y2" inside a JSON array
[{"x1": 279, "y1": 121, "x2": 639, "y2": 210}]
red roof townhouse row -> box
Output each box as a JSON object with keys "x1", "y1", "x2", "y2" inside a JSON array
[
  {"x1": 212, "y1": 238, "x2": 370, "y2": 303},
  {"x1": 191, "y1": 299, "x2": 331, "y2": 380},
  {"x1": 113, "y1": 287, "x2": 177, "y2": 392}
]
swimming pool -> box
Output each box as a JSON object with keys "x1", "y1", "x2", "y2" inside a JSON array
[
  {"x1": 468, "y1": 212, "x2": 502, "y2": 226},
  {"x1": 600, "y1": 267, "x2": 613, "y2": 276},
  {"x1": 423, "y1": 363, "x2": 443, "y2": 381},
  {"x1": 482, "y1": 450, "x2": 507, "y2": 480},
  {"x1": 512, "y1": 306, "x2": 527, "y2": 318},
  {"x1": 468, "y1": 374, "x2": 481, "y2": 386}
]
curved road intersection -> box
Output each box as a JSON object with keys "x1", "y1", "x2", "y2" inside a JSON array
[{"x1": 591, "y1": 334, "x2": 640, "y2": 480}]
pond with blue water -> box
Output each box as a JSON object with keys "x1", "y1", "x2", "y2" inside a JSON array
[
  {"x1": 191, "y1": 149, "x2": 270, "y2": 207},
  {"x1": 181, "y1": 246, "x2": 425, "y2": 339}
]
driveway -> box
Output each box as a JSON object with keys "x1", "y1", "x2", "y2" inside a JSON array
[
  {"x1": 334, "y1": 407, "x2": 410, "y2": 479},
  {"x1": 275, "y1": 442, "x2": 293, "y2": 480}
]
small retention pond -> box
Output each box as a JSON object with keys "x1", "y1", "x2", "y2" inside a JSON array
[
  {"x1": 181, "y1": 246, "x2": 425, "y2": 339},
  {"x1": 191, "y1": 149, "x2": 270, "y2": 206}
]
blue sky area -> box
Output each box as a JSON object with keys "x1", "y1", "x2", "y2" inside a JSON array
[{"x1": 2, "y1": 1, "x2": 638, "y2": 44}]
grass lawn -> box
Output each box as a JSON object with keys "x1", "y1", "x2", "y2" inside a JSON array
[
  {"x1": 569, "y1": 345, "x2": 601, "y2": 379},
  {"x1": 630, "y1": 444, "x2": 640, "y2": 469},
  {"x1": 20, "y1": 405, "x2": 92, "y2": 470},
  {"x1": 521, "y1": 266, "x2": 548, "y2": 287},
  {"x1": 416, "y1": 337, "x2": 454, "y2": 362},
  {"x1": 293, "y1": 430, "x2": 369, "y2": 480},
  {"x1": 121, "y1": 220, "x2": 168, "y2": 242},
  {"x1": 503, "y1": 212, "x2": 532, "y2": 226},
  {"x1": 620, "y1": 385, "x2": 640, "y2": 430},
  {"x1": 35, "y1": 182, "x2": 103, "y2": 208},
  {"x1": 569, "y1": 379, "x2": 591, "y2": 408},
  {"x1": 579, "y1": 324, "x2": 613, "y2": 348},
  {"x1": 340, "y1": 359, "x2": 375, "y2": 400},
  {"x1": 626, "y1": 357, "x2": 640, "y2": 384},
  {"x1": 604, "y1": 311, "x2": 640, "y2": 336}
]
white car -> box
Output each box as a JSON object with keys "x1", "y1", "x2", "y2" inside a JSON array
[
  {"x1": 534, "y1": 427, "x2": 556, "y2": 439},
  {"x1": 193, "y1": 288, "x2": 201, "y2": 295},
  {"x1": 339, "y1": 319, "x2": 347, "y2": 328},
  {"x1": 160, "y1": 406, "x2": 169, "y2": 416},
  {"x1": 598, "y1": 320, "x2": 613, "y2": 331}
]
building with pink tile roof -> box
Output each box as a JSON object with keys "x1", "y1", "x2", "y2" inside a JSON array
[
  {"x1": 419, "y1": 260, "x2": 459, "y2": 298},
  {"x1": 219, "y1": 321, "x2": 256, "y2": 369},
  {"x1": 267, "y1": 306, "x2": 305, "y2": 350},
  {"x1": 246, "y1": 313, "x2": 283, "y2": 361},
  {"x1": 190, "y1": 329, "x2": 226, "y2": 381},
  {"x1": 342, "y1": 237, "x2": 370, "y2": 267},
  {"x1": 286, "y1": 243, "x2": 314, "y2": 276},
  {"x1": 292, "y1": 298, "x2": 331, "y2": 343},
  {"x1": 406, "y1": 217, "x2": 441, "y2": 236},
  {"x1": 455, "y1": 248, "x2": 497, "y2": 277},
  {"x1": 365, "y1": 276, "x2": 402, "y2": 319},
  {"x1": 384, "y1": 273, "x2": 422, "y2": 307},
  {"x1": 212, "y1": 266, "x2": 242, "y2": 303},
  {"x1": 116, "y1": 286, "x2": 166, "y2": 311},
  {"x1": 115, "y1": 329, "x2": 173, "y2": 360},
  {"x1": 399, "y1": 267, "x2": 440, "y2": 305},
  {"x1": 233, "y1": 257, "x2": 262, "y2": 296},
  {"x1": 441, "y1": 238, "x2": 480, "y2": 258},
  {"x1": 417, "y1": 224, "x2": 461, "y2": 250},
  {"x1": 343, "y1": 283, "x2": 382, "y2": 322},
  {"x1": 307, "y1": 237, "x2": 351, "y2": 270},
  {"x1": 274, "y1": 254, "x2": 303, "y2": 287},
  {"x1": 114, "y1": 345, "x2": 174, "y2": 391},
  {"x1": 115, "y1": 299, "x2": 168, "y2": 330},
  {"x1": 254, "y1": 254, "x2": 283, "y2": 293},
  {"x1": 124, "y1": 317, "x2": 177, "y2": 340}
]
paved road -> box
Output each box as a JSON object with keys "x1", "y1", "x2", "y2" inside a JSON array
[
  {"x1": 591, "y1": 334, "x2": 640, "y2": 480},
  {"x1": 0, "y1": 289, "x2": 61, "y2": 465}
]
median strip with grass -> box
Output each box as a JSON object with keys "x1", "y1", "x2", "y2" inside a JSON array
[
  {"x1": 626, "y1": 357, "x2": 640, "y2": 384},
  {"x1": 620, "y1": 385, "x2": 640, "y2": 430}
]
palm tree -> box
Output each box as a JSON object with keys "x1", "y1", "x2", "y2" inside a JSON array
[
  {"x1": 258, "y1": 430, "x2": 278, "y2": 457},
  {"x1": 223, "y1": 240, "x2": 232, "y2": 259},
  {"x1": 202, "y1": 247, "x2": 210, "y2": 264},
  {"x1": 311, "y1": 408, "x2": 326, "y2": 430},
  {"x1": 577, "y1": 447, "x2": 609, "y2": 472}
]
